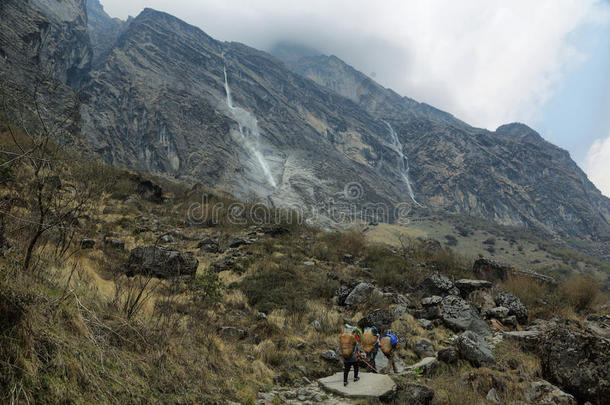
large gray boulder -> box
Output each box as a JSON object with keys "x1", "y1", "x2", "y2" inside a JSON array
[
  {"x1": 335, "y1": 285, "x2": 353, "y2": 306},
  {"x1": 344, "y1": 282, "x2": 379, "y2": 306},
  {"x1": 456, "y1": 330, "x2": 495, "y2": 367},
  {"x1": 414, "y1": 339, "x2": 435, "y2": 358},
  {"x1": 358, "y1": 309, "x2": 394, "y2": 332},
  {"x1": 400, "y1": 383, "x2": 435, "y2": 405},
  {"x1": 439, "y1": 295, "x2": 490, "y2": 336},
  {"x1": 472, "y1": 258, "x2": 510, "y2": 282},
  {"x1": 455, "y1": 279, "x2": 492, "y2": 296},
  {"x1": 127, "y1": 246, "x2": 198, "y2": 279},
  {"x1": 495, "y1": 291, "x2": 528, "y2": 323},
  {"x1": 420, "y1": 274, "x2": 460, "y2": 297},
  {"x1": 438, "y1": 347, "x2": 458, "y2": 364},
  {"x1": 539, "y1": 325, "x2": 610, "y2": 404},
  {"x1": 526, "y1": 381, "x2": 576, "y2": 405}
]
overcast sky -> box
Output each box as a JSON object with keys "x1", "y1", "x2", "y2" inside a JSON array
[{"x1": 100, "y1": 0, "x2": 610, "y2": 196}]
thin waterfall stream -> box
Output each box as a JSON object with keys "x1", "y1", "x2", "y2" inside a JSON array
[
  {"x1": 383, "y1": 121, "x2": 419, "y2": 205},
  {"x1": 223, "y1": 67, "x2": 277, "y2": 188}
]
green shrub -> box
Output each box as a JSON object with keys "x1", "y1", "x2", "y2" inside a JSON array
[
  {"x1": 241, "y1": 261, "x2": 338, "y2": 314},
  {"x1": 560, "y1": 275, "x2": 600, "y2": 312},
  {"x1": 363, "y1": 245, "x2": 421, "y2": 289}
]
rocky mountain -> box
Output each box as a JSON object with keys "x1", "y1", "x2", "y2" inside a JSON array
[
  {"x1": 86, "y1": 0, "x2": 127, "y2": 66},
  {"x1": 1, "y1": 0, "x2": 609, "y2": 243},
  {"x1": 0, "y1": 0, "x2": 91, "y2": 86},
  {"x1": 282, "y1": 53, "x2": 610, "y2": 240}
]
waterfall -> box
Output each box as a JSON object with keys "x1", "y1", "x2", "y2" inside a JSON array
[
  {"x1": 383, "y1": 121, "x2": 419, "y2": 205},
  {"x1": 223, "y1": 67, "x2": 277, "y2": 188}
]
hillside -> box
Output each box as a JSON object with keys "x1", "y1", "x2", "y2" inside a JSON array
[{"x1": 0, "y1": 139, "x2": 608, "y2": 403}]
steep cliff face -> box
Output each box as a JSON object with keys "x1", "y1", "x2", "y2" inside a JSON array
[
  {"x1": 86, "y1": 0, "x2": 127, "y2": 67},
  {"x1": 81, "y1": 9, "x2": 410, "y2": 212},
  {"x1": 0, "y1": 0, "x2": 91, "y2": 86},
  {"x1": 283, "y1": 54, "x2": 610, "y2": 239},
  {"x1": 1, "y1": 2, "x2": 608, "y2": 241}
]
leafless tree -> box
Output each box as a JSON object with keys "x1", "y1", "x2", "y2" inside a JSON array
[{"x1": 0, "y1": 74, "x2": 96, "y2": 271}]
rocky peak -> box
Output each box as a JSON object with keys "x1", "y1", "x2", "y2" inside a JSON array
[
  {"x1": 0, "y1": 0, "x2": 92, "y2": 86},
  {"x1": 2, "y1": 1, "x2": 609, "y2": 244},
  {"x1": 86, "y1": 0, "x2": 127, "y2": 66}
]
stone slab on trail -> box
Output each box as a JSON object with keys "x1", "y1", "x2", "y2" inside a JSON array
[{"x1": 318, "y1": 372, "x2": 396, "y2": 399}]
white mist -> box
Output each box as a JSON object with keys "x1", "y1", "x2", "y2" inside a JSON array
[
  {"x1": 224, "y1": 67, "x2": 277, "y2": 188},
  {"x1": 384, "y1": 121, "x2": 419, "y2": 205}
]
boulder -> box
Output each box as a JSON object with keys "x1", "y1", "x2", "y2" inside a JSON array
[
  {"x1": 414, "y1": 339, "x2": 435, "y2": 358},
  {"x1": 525, "y1": 381, "x2": 576, "y2": 405},
  {"x1": 344, "y1": 282, "x2": 377, "y2": 306},
  {"x1": 473, "y1": 258, "x2": 557, "y2": 285},
  {"x1": 127, "y1": 246, "x2": 198, "y2": 279},
  {"x1": 420, "y1": 274, "x2": 460, "y2": 297},
  {"x1": 495, "y1": 291, "x2": 528, "y2": 323},
  {"x1": 383, "y1": 291, "x2": 410, "y2": 306},
  {"x1": 400, "y1": 383, "x2": 435, "y2": 405},
  {"x1": 228, "y1": 236, "x2": 249, "y2": 248},
  {"x1": 335, "y1": 285, "x2": 352, "y2": 306},
  {"x1": 104, "y1": 238, "x2": 125, "y2": 250},
  {"x1": 503, "y1": 315, "x2": 518, "y2": 328},
  {"x1": 468, "y1": 289, "x2": 496, "y2": 312},
  {"x1": 421, "y1": 295, "x2": 443, "y2": 307},
  {"x1": 584, "y1": 314, "x2": 610, "y2": 339},
  {"x1": 503, "y1": 330, "x2": 542, "y2": 340},
  {"x1": 259, "y1": 226, "x2": 289, "y2": 236},
  {"x1": 455, "y1": 279, "x2": 492, "y2": 296},
  {"x1": 486, "y1": 388, "x2": 500, "y2": 404},
  {"x1": 158, "y1": 234, "x2": 174, "y2": 244},
  {"x1": 439, "y1": 295, "x2": 490, "y2": 336},
  {"x1": 539, "y1": 325, "x2": 610, "y2": 404},
  {"x1": 197, "y1": 237, "x2": 219, "y2": 253},
  {"x1": 219, "y1": 327, "x2": 247, "y2": 340},
  {"x1": 438, "y1": 347, "x2": 458, "y2": 364},
  {"x1": 136, "y1": 177, "x2": 163, "y2": 203},
  {"x1": 483, "y1": 306, "x2": 510, "y2": 319},
  {"x1": 342, "y1": 253, "x2": 355, "y2": 264},
  {"x1": 472, "y1": 258, "x2": 510, "y2": 282},
  {"x1": 321, "y1": 350, "x2": 340, "y2": 363},
  {"x1": 413, "y1": 306, "x2": 440, "y2": 320},
  {"x1": 81, "y1": 238, "x2": 95, "y2": 249},
  {"x1": 418, "y1": 319, "x2": 434, "y2": 330},
  {"x1": 358, "y1": 309, "x2": 394, "y2": 332},
  {"x1": 457, "y1": 330, "x2": 495, "y2": 367}
]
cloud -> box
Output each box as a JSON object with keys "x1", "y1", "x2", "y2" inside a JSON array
[
  {"x1": 585, "y1": 136, "x2": 610, "y2": 197},
  {"x1": 101, "y1": 0, "x2": 609, "y2": 130}
]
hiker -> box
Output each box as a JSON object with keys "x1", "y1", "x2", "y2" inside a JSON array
[
  {"x1": 340, "y1": 326, "x2": 361, "y2": 386},
  {"x1": 361, "y1": 326, "x2": 380, "y2": 373},
  {"x1": 380, "y1": 332, "x2": 400, "y2": 374}
]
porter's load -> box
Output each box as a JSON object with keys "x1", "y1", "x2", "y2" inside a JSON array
[
  {"x1": 340, "y1": 325, "x2": 359, "y2": 358},
  {"x1": 380, "y1": 333, "x2": 399, "y2": 355},
  {"x1": 362, "y1": 327, "x2": 379, "y2": 355}
]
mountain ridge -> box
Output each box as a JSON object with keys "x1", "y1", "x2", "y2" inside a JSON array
[{"x1": 1, "y1": 1, "x2": 608, "y2": 243}]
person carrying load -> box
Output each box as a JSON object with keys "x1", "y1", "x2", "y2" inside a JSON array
[
  {"x1": 380, "y1": 332, "x2": 400, "y2": 374},
  {"x1": 340, "y1": 325, "x2": 361, "y2": 386},
  {"x1": 361, "y1": 327, "x2": 380, "y2": 372}
]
